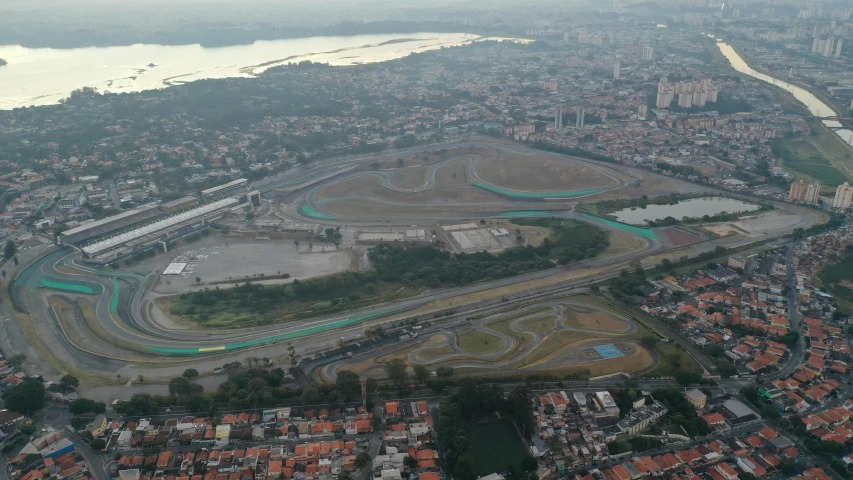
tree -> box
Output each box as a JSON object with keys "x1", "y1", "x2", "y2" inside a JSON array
[
  {"x1": 287, "y1": 345, "x2": 300, "y2": 368},
  {"x1": 182, "y1": 368, "x2": 199, "y2": 379},
  {"x1": 115, "y1": 393, "x2": 159, "y2": 416},
  {"x1": 169, "y1": 376, "x2": 202, "y2": 397},
  {"x1": 674, "y1": 371, "x2": 702, "y2": 386},
  {"x1": 59, "y1": 375, "x2": 80, "y2": 390},
  {"x1": 384, "y1": 359, "x2": 409, "y2": 387},
  {"x1": 301, "y1": 386, "x2": 322, "y2": 406},
  {"x1": 436, "y1": 366, "x2": 454, "y2": 378},
  {"x1": 354, "y1": 452, "x2": 372, "y2": 469},
  {"x1": 640, "y1": 336, "x2": 658, "y2": 350},
  {"x1": 403, "y1": 456, "x2": 418, "y2": 470},
  {"x1": 7, "y1": 354, "x2": 26, "y2": 369},
  {"x1": 2, "y1": 379, "x2": 46, "y2": 415},
  {"x1": 69, "y1": 398, "x2": 106, "y2": 415},
  {"x1": 412, "y1": 365, "x2": 431, "y2": 385},
  {"x1": 336, "y1": 370, "x2": 362, "y2": 401},
  {"x1": 4, "y1": 239, "x2": 15, "y2": 259},
  {"x1": 90, "y1": 438, "x2": 106, "y2": 451}
]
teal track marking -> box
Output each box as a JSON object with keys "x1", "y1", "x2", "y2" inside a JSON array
[
  {"x1": 580, "y1": 214, "x2": 658, "y2": 240},
  {"x1": 40, "y1": 278, "x2": 97, "y2": 294},
  {"x1": 110, "y1": 279, "x2": 120, "y2": 314},
  {"x1": 144, "y1": 303, "x2": 423, "y2": 355},
  {"x1": 299, "y1": 204, "x2": 337, "y2": 220},
  {"x1": 474, "y1": 181, "x2": 611, "y2": 199}
]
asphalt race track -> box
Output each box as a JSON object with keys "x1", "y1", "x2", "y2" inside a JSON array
[{"x1": 8, "y1": 136, "x2": 829, "y2": 381}]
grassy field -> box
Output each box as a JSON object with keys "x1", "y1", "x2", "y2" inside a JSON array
[
  {"x1": 563, "y1": 309, "x2": 630, "y2": 332},
  {"x1": 514, "y1": 331, "x2": 588, "y2": 368},
  {"x1": 163, "y1": 283, "x2": 425, "y2": 329},
  {"x1": 771, "y1": 133, "x2": 853, "y2": 189},
  {"x1": 817, "y1": 254, "x2": 853, "y2": 313},
  {"x1": 518, "y1": 315, "x2": 558, "y2": 336},
  {"x1": 463, "y1": 419, "x2": 530, "y2": 475},
  {"x1": 456, "y1": 330, "x2": 505, "y2": 355}
]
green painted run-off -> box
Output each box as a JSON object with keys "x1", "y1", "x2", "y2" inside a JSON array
[
  {"x1": 474, "y1": 181, "x2": 611, "y2": 199},
  {"x1": 145, "y1": 303, "x2": 422, "y2": 355},
  {"x1": 299, "y1": 204, "x2": 337, "y2": 220},
  {"x1": 580, "y1": 214, "x2": 658, "y2": 240},
  {"x1": 110, "y1": 279, "x2": 120, "y2": 315},
  {"x1": 490, "y1": 211, "x2": 552, "y2": 217},
  {"x1": 40, "y1": 278, "x2": 97, "y2": 295}
]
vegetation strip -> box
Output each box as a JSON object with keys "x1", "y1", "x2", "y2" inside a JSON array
[{"x1": 145, "y1": 303, "x2": 423, "y2": 355}]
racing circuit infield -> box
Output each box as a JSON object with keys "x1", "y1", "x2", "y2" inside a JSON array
[{"x1": 4, "y1": 137, "x2": 830, "y2": 384}]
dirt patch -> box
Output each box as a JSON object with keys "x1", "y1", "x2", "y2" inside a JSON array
[
  {"x1": 659, "y1": 227, "x2": 705, "y2": 247},
  {"x1": 601, "y1": 228, "x2": 648, "y2": 257},
  {"x1": 477, "y1": 153, "x2": 619, "y2": 191}
]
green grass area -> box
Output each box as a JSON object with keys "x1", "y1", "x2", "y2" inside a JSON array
[
  {"x1": 147, "y1": 302, "x2": 423, "y2": 355},
  {"x1": 456, "y1": 331, "x2": 505, "y2": 355},
  {"x1": 167, "y1": 281, "x2": 424, "y2": 328},
  {"x1": 771, "y1": 137, "x2": 851, "y2": 187},
  {"x1": 518, "y1": 315, "x2": 558, "y2": 336},
  {"x1": 817, "y1": 253, "x2": 853, "y2": 313},
  {"x1": 463, "y1": 419, "x2": 530, "y2": 476},
  {"x1": 515, "y1": 330, "x2": 587, "y2": 367}
]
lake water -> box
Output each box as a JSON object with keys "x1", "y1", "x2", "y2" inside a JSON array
[
  {"x1": 612, "y1": 197, "x2": 760, "y2": 225},
  {"x1": 0, "y1": 33, "x2": 519, "y2": 110},
  {"x1": 716, "y1": 41, "x2": 853, "y2": 149}
]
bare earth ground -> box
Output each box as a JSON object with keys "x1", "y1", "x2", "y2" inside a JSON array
[{"x1": 475, "y1": 152, "x2": 620, "y2": 191}]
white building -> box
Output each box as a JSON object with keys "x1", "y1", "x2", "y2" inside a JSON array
[{"x1": 833, "y1": 182, "x2": 853, "y2": 209}]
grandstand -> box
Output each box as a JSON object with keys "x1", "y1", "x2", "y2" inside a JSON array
[
  {"x1": 81, "y1": 197, "x2": 238, "y2": 258},
  {"x1": 60, "y1": 205, "x2": 163, "y2": 245},
  {"x1": 201, "y1": 178, "x2": 248, "y2": 201}
]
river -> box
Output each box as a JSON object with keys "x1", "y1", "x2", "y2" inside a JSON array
[
  {"x1": 0, "y1": 33, "x2": 520, "y2": 110},
  {"x1": 716, "y1": 41, "x2": 853, "y2": 149}
]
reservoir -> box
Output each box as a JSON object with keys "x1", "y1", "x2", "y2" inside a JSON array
[
  {"x1": 0, "y1": 33, "x2": 517, "y2": 110},
  {"x1": 612, "y1": 197, "x2": 760, "y2": 225},
  {"x1": 716, "y1": 41, "x2": 853, "y2": 149}
]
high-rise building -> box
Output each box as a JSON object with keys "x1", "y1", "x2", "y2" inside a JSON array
[
  {"x1": 576, "y1": 107, "x2": 585, "y2": 129},
  {"x1": 613, "y1": 61, "x2": 621, "y2": 80},
  {"x1": 555, "y1": 108, "x2": 563, "y2": 130},
  {"x1": 657, "y1": 77, "x2": 717, "y2": 109},
  {"x1": 803, "y1": 182, "x2": 821, "y2": 204},
  {"x1": 833, "y1": 182, "x2": 853, "y2": 209},
  {"x1": 641, "y1": 45, "x2": 655, "y2": 60},
  {"x1": 836, "y1": 39, "x2": 843, "y2": 58},
  {"x1": 577, "y1": 28, "x2": 589, "y2": 44},
  {"x1": 789, "y1": 180, "x2": 807, "y2": 201}
]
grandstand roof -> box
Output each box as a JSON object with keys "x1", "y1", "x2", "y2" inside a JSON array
[
  {"x1": 201, "y1": 178, "x2": 247, "y2": 196},
  {"x1": 82, "y1": 198, "x2": 238, "y2": 256},
  {"x1": 61, "y1": 205, "x2": 162, "y2": 244}
]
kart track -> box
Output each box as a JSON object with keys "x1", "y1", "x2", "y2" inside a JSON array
[{"x1": 6, "y1": 137, "x2": 829, "y2": 382}]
